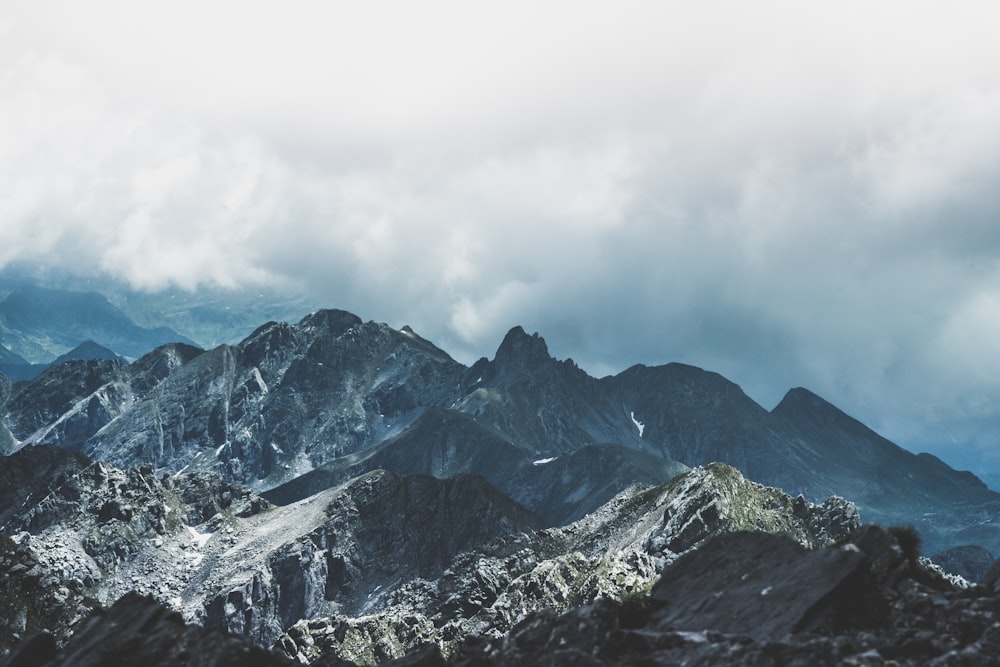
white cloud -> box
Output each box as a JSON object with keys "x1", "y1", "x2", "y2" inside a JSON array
[{"x1": 4, "y1": 1, "x2": 1000, "y2": 473}]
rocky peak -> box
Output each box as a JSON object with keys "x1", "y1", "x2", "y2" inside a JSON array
[
  {"x1": 772, "y1": 386, "x2": 849, "y2": 422},
  {"x1": 296, "y1": 309, "x2": 363, "y2": 338},
  {"x1": 642, "y1": 462, "x2": 860, "y2": 557},
  {"x1": 51, "y1": 341, "x2": 121, "y2": 365},
  {"x1": 128, "y1": 342, "x2": 206, "y2": 394},
  {"x1": 492, "y1": 326, "x2": 552, "y2": 371},
  {"x1": 395, "y1": 325, "x2": 455, "y2": 364}
]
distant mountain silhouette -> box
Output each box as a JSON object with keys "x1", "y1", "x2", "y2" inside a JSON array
[{"x1": 0, "y1": 285, "x2": 197, "y2": 363}]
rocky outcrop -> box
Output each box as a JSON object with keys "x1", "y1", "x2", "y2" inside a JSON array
[
  {"x1": 0, "y1": 447, "x2": 544, "y2": 652},
  {"x1": 405, "y1": 526, "x2": 999, "y2": 667},
  {"x1": 0, "y1": 445, "x2": 271, "y2": 646},
  {"x1": 275, "y1": 463, "x2": 861, "y2": 665},
  {"x1": 9, "y1": 526, "x2": 997, "y2": 667},
  {"x1": 196, "y1": 470, "x2": 545, "y2": 646},
  {"x1": 0, "y1": 450, "x2": 868, "y2": 666},
  {"x1": 0, "y1": 534, "x2": 100, "y2": 654},
  {"x1": 0, "y1": 593, "x2": 294, "y2": 667}
]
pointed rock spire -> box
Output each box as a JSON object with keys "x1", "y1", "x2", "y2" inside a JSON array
[{"x1": 493, "y1": 326, "x2": 552, "y2": 369}]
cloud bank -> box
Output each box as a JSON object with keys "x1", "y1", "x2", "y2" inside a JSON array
[{"x1": 3, "y1": 1, "x2": 1000, "y2": 474}]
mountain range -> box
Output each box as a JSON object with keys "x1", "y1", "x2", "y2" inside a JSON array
[
  {"x1": 3, "y1": 300, "x2": 1000, "y2": 665},
  {"x1": 2, "y1": 307, "x2": 997, "y2": 554}
]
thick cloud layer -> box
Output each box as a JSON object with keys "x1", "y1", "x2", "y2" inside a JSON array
[{"x1": 3, "y1": 1, "x2": 1000, "y2": 475}]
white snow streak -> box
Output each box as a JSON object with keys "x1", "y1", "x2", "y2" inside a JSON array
[{"x1": 630, "y1": 411, "x2": 645, "y2": 437}]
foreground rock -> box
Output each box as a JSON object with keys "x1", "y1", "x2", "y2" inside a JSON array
[
  {"x1": 275, "y1": 463, "x2": 860, "y2": 665},
  {"x1": 0, "y1": 445, "x2": 544, "y2": 650},
  {"x1": 0, "y1": 593, "x2": 294, "y2": 667},
  {"x1": 11, "y1": 524, "x2": 995, "y2": 667},
  {"x1": 408, "y1": 526, "x2": 1000, "y2": 667},
  {"x1": 0, "y1": 445, "x2": 268, "y2": 652}
]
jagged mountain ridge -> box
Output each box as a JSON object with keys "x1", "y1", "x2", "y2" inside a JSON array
[
  {"x1": 2, "y1": 307, "x2": 998, "y2": 553},
  {"x1": 0, "y1": 445, "x2": 544, "y2": 652},
  {"x1": 0, "y1": 445, "x2": 859, "y2": 664},
  {"x1": 274, "y1": 461, "x2": 860, "y2": 665},
  {"x1": 416, "y1": 526, "x2": 1000, "y2": 667},
  {"x1": 9, "y1": 524, "x2": 996, "y2": 667}
]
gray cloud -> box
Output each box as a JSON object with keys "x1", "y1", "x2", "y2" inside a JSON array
[{"x1": 3, "y1": 2, "x2": 1000, "y2": 475}]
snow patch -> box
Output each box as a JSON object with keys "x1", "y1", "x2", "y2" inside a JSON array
[
  {"x1": 630, "y1": 411, "x2": 645, "y2": 438},
  {"x1": 533, "y1": 457, "x2": 558, "y2": 465},
  {"x1": 187, "y1": 526, "x2": 213, "y2": 549}
]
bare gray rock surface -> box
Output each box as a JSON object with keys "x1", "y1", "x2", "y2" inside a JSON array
[{"x1": 406, "y1": 526, "x2": 1000, "y2": 667}]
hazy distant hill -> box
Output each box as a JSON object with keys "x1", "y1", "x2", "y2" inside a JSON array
[
  {"x1": 0, "y1": 285, "x2": 197, "y2": 363},
  {"x1": 0, "y1": 340, "x2": 122, "y2": 383}
]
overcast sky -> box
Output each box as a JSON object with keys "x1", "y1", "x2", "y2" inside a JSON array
[{"x1": 3, "y1": 1, "x2": 1000, "y2": 476}]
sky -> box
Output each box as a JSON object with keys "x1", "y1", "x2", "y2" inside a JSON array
[{"x1": 3, "y1": 1, "x2": 1000, "y2": 476}]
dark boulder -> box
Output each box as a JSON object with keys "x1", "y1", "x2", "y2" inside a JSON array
[{"x1": 647, "y1": 530, "x2": 869, "y2": 639}]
